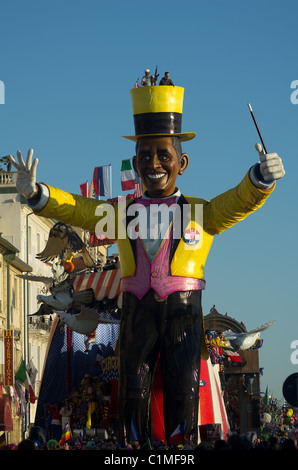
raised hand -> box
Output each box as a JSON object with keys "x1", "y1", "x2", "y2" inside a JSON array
[
  {"x1": 255, "y1": 143, "x2": 285, "y2": 182},
  {"x1": 8, "y1": 149, "x2": 38, "y2": 199}
]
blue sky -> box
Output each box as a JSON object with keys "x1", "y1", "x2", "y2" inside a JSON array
[{"x1": 1, "y1": 0, "x2": 297, "y2": 401}]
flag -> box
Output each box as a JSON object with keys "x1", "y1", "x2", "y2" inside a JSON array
[
  {"x1": 169, "y1": 421, "x2": 186, "y2": 446},
  {"x1": 93, "y1": 165, "x2": 111, "y2": 197},
  {"x1": 121, "y1": 159, "x2": 135, "y2": 191},
  {"x1": 133, "y1": 170, "x2": 143, "y2": 198},
  {"x1": 15, "y1": 360, "x2": 35, "y2": 404},
  {"x1": 252, "y1": 338, "x2": 263, "y2": 349},
  {"x1": 73, "y1": 429, "x2": 84, "y2": 450},
  {"x1": 80, "y1": 181, "x2": 88, "y2": 197},
  {"x1": 133, "y1": 183, "x2": 143, "y2": 198},
  {"x1": 0, "y1": 433, "x2": 6, "y2": 448},
  {"x1": 134, "y1": 78, "x2": 141, "y2": 88},
  {"x1": 223, "y1": 346, "x2": 242, "y2": 362},
  {"x1": 59, "y1": 422, "x2": 72, "y2": 446},
  {"x1": 14, "y1": 382, "x2": 28, "y2": 415},
  {"x1": 130, "y1": 416, "x2": 139, "y2": 442},
  {"x1": 27, "y1": 359, "x2": 38, "y2": 389},
  {"x1": 88, "y1": 180, "x2": 96, "y2": 198}
]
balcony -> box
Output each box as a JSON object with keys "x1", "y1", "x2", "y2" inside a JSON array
[
  {"x1": 29, "y1": 315, "x2": 53, "y2": 333},
  {"x1": 0, "y1": 171, "x2": 17, "y2": 187}
]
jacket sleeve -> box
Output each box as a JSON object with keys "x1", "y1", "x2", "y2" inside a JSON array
[
  {"x1": 32, "y1": 184, "x2": 117, "y2": 238},
  {"x1": 203, "y1": 171, "x2": 275, "y2": 235}
]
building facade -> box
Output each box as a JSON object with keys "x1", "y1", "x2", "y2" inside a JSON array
[
  {"x1": 0, "y1": 169, "x2": 108, "y2": 443},
  {"x1": 0, "y1": 235, "x2": 32, "y2": 443},
  {"x1": 0, "y1": 170, "x2": 54, "y2": 443}
]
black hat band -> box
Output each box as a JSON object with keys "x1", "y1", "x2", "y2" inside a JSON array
[{"x1": 133, "y1": 112, "x2": 182, "y2": 136}]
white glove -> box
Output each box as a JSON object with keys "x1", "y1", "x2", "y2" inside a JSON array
[
  {"x1": 8, "y1": 149, "x2": 39, "y2": 199},
  {"x1": 255, "y1": 143, "x2": 285, "y2": 182}
]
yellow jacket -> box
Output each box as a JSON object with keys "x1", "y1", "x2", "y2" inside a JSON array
[{"x1": 35, "y1": 171, "x2": 274, "y2": 281}]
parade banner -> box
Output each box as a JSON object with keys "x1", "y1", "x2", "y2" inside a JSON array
[{"x1": 4, "y1": 330, "x2": 14, "y2": 386}]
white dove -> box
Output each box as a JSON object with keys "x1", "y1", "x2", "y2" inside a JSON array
[
  {"x1": 37, "y1": 278, "x2": 94, "y2": 311},
  {"x1": 222, "y1": 321, "x2": 276, "y2": 350},
  {"x1": 54, "y1": 307, "x2": 101, "y2": 335},
  {"x1": 54, "y1": 307, "x2": 120, "y2": 335}
]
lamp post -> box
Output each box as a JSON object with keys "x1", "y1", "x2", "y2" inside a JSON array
[
  {"x1": 25, "y1": 212, "x2": 33, "y2": 365},
  {"x1": 3, "y1": 253, "x2": 16, "y2": 330},
  {"x1": 24, "y1": 211, "x2": 33, "y2": 437}
]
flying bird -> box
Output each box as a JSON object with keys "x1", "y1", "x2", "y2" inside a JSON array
[
  {"x1": 37, "y1": 278, "x2": 94, "y2": 311},
  {"x1": 54, "y1": 305, "x2": 121, "y2": 335},
  {"x1": 36, "y1": 222, "x2": 96, "y2": 268},
  {"x1": 222, "y1": 321, "x2": 276, "y2": 351},
  {"x1": 54, "y1": 307, "x2": 101, "y2": 335},
  {"x1": 17, "y1": 260, "x2": 69, "y2": 293},
  {"x1": 17, "y1": 273, "x2": 57, "y2": 293}
]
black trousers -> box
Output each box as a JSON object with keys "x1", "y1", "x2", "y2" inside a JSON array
[{"x1": 118, "y1": 289, "x2": 202, "y2": 445}]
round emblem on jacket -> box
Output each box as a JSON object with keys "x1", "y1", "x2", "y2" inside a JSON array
[{"x1": 183, "y1": 228, "x2": 201, "y2": 245}]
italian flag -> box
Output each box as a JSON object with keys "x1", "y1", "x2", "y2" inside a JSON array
[
  {"x1": 15, "y1": 360, "x2": 36, "y2": 403},
  {"x1": 121, "y1": 159, "x2": 135, "y2": 191},
  {"x1": 223, "y1": 347, "x2": 242, "y2": 362}
]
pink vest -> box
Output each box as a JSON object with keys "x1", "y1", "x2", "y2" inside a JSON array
[{"x1": 120, "y1": 226, "x2": 205, "y2": 300}]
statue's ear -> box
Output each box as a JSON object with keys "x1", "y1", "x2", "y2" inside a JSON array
[{"x1": 178, "y1": 153, "x2": 189, "y2": 175}]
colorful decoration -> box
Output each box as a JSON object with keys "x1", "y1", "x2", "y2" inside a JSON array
[{"x1": 64, "y1": 261, "x2": 75, "y2": 272}]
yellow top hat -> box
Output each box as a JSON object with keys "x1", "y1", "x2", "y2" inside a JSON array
[{"x1": 122, "y1": 86, "x2": 196, "y2": 142}]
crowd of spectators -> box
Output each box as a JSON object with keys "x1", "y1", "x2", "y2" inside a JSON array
[{"x1": 2, "y1": 432, "x2": 298, "y2": 451}]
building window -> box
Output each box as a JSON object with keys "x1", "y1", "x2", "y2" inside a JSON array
[
  {"x1": 37, "y1": 233, "x2": 41, "y2": 254},
  {"x1": 28, "y1": 226, "x2": 32, "y2": 256},
  {"x1": 13, "y1": 276, "x2": 18, "y2": 308}
]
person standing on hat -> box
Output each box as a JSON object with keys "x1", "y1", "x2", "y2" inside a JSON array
[
  {"x1": 141, "y1": 69, "x2": 154, "y2": 86},
  {"x1": 8, "y1": 85, "x2": 285, "y2": 446},
  {"x1": 159, "y1": 72, "x2": 174, "y2": 86}
]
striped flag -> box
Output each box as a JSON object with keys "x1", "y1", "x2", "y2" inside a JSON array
[
  {"x1": 88, "y1": 180, "x2": 99, "y2": 199},
  {"x1": 133, "y1": 170, "x2": 143, "y2": 198},
  {"x1": 169, "y1": 421, "x2": 186, "y2": 446},
  {"x1": 223, "y1": 346, "x2": 242, "y2": 362},
  {"x1": 252, "y1": 338, "x2": 263, "y2": 349},
  {"x1": 93, "y1": 165, "x2": 111, "y2": 197},
  {"x1": 133, "y1": 183, "x2": 143, "y2": 198},
  {"x1": 59, "y1": 422, "x2": 72, "y2": 446},
  {"x1": 121, "y1": 159, "x2": 135, "y2": 191},
  {"x1": 73, "y1": 429, "x2": 84, "y2": 450}
]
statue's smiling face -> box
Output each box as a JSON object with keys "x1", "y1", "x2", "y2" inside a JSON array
[{"x1": 133, "y1": 136, "x2": 189, "y2": 198}]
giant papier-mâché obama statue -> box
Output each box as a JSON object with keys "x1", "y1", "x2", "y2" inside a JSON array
[{"x1": 9, "y1": 84, "x2": 285, "y2": 446}]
